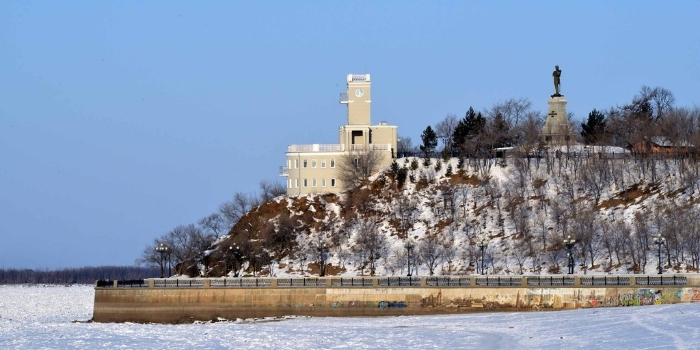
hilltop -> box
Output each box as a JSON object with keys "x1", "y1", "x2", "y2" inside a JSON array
[{"x1": 199, "y1": 148, "x2": 700, "y2": 277}]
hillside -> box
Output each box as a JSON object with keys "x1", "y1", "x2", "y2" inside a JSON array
[{"x1": 203, "y1": 149, "x2": 700, "y2": 277}]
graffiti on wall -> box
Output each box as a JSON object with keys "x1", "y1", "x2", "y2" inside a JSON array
[
  {"x1": 692, "y1": 288, "x2": 700, "y2": 302},
  {"x1": 587, "y1": 288, "x2": 689, "y2": 307}
]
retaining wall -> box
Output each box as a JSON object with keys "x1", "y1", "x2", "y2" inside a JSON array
[{"x1": 93, "y1": 275, "x2": 700, "y2": 323}]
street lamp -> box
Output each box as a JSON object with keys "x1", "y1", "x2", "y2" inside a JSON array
[
  {"x1": 166, "y1": 249, "x2": 172, "y2": 277},
  {"x1": 477, "y1": 238, "x2": 488, "y2": 275},
  {"x1": 654, "y1": 233, "x2": 665, "y2": 274},
  {"x1": 200, "y1": 252, "x2": 211, "y2": 277},
  {"x1": 316, "y1": 241, "x2": 329, "y2": 277},
  {"x1": 564, "y1": 235, "x2": 576, "y2": 274},
  {"x1": 228, "y1": 244, "x2": 240, "y2": 277},
  {"x1": 155, "y1": 243, "x2": 168, "y2": 278},
  {"x1": 404, "y1": 240, "x2": 415, "y2": 276}
]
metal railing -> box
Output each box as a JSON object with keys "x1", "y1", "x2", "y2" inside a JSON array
[
  {"x1": 350, "y1": 144, "x2": 391, "y2": 152},
  {"x1": 527, "y1": 276, "x2": 575, "y2": 287},
  {"x1": 96, "y1": 274, "x2": 697, "y2": 289},
  {"x1": 476, "y1": 276, "x2": 522, "y2": 286},
  {"x1": 377, "y1": 277, "x2": 421, "y2": 287},
  {"x1": 152, "y1": 279, "x2": 205, "y2": 288},
  {"x1": 635, "y1": 276, "x2": 687, "y2": 286},
  {"x1": 331, "y1": 278, "x2": 373, "y2": 287},
  {"x1": 287, "y1": 144, "x2": 345, "y2": 153},
  {"x1": 208, "y1": 278, "x2": 269, "y2": 287},
  {"x1": 580, "y1": 276, "x2": 631, "y2": 286},
  {"x1": 426, "y1": 277, "x2": 471, "y2": 287},
  {"x1": 277, "y1": 278, "x2": 327, "y2": 287}
]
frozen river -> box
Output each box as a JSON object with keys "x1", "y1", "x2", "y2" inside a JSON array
[{"x1": 1, "y1": 284, "x2": 699, "y2": 349}]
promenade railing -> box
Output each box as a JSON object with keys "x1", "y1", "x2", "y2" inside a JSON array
[{"x1": 95, "y1": 274, "x2": 698, "y2": 289}]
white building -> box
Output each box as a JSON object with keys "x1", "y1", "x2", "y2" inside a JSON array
[{"x1": 280, "y1": 74, "x2": 398, "y2": 195}]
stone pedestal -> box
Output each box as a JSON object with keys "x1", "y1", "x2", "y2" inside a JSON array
[{"x1": 541, "y1": 96, "x2": 572, "y2": 145}]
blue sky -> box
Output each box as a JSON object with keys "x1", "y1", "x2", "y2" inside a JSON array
[{"x1": 1, "y1": 1, "x2": 698, "y2": 268}]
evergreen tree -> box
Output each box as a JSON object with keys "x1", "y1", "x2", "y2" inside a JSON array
[
  {"x1": 580, "y1": 109, "x2": 607, "y2": 145},
  {"x1": 445, "y1": 163, "x2": 453, "y2": 176},
  {"x1": 490, "y1": 112, "x2": 512, "y2": 148},
  {"x1": 453, "y1": 107, "x2": 487, "y2": 154},
  {"x1": 465, "y1": 110, "x2": 486, "y2": 138},
  {"x1": 420, "y1": 126, "x2": 438, "y2": 158}
]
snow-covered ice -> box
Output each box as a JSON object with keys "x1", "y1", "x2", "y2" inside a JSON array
[{"x1": 1, "y1": 284, "x2": 700, "y2": 349}]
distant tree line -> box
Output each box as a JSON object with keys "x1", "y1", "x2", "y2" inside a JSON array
[{"x1": 0, "y1": 266, "x2": 160, "y2": 284}]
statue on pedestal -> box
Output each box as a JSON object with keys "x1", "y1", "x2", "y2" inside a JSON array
[{"x1": 552, "y1": 65, "x2": 562, "y2": 97}]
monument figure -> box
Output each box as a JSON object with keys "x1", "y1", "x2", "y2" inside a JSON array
[
  {"x1": 542, "y1": 65, "x2": 571, "y2": 145},
  {"x1": 552, "y1": 65, "x2": 562, "y2": 97}
]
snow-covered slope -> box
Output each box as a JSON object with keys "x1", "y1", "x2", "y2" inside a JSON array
[{"x1": 216, "y1": 153, "x2": 700, "y2": 277}]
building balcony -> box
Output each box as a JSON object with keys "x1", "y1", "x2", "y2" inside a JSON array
[
  {"x1": 350, "y1": 143, "x2": 391, "y2": 151},
  {"x1": 287, "y1": 144, "x2": 345, "y2": 153},
  {"x1": 286, "y1": 143, "x2": 392, "y2": 154},
  {"x1": 339, "y1": 93, "x2": 349, "y2": 104},
  {"x1": 279, "y1": 166, "x2": 289, "y2": 177}
]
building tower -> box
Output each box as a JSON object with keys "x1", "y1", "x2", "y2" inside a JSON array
[{"x1": 280, "y1": 74, "x2": 397, "y2": 195}]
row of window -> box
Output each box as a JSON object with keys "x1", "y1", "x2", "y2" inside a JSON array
[
  {"x1": 289, "y1": 158, "x2": 336, "y2": 169},
  {"x1": 288, "y1": 178, "x2": 336, "y2": 188}
]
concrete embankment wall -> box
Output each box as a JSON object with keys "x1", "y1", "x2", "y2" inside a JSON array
[{"x1": 93, "y1": 275, "x2": 700, "y2": 323}]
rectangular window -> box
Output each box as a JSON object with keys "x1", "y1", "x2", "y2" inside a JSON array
[
  {"x1": 312, "y1": 159, "x2": 317, "y2": 168},
  {"x1": 321, "y1": 159, "x2": 326, "y2": 168},
  {"x1": 331, "y1": 178, "x2": 336, "y2": 187},
  {"x1": 303, "y1": 179, "x2": 308, "y2": 187},
  {"x1": 288, "y1": 179, "x2": 292, "y2": 188},
  {"x1": 322, "y1": 178, "x2": 326, "y2": 187},
  {"x1": 303, "y1": 159, "x2": 308, "y2": 168},
  {"x1": 330, "y1": 159, "x2": 335, "y2": 168},
  {"x1": 295, "y1": 159, "x2": 299, "y2": 169},
  {"x1": 294, "y1": 179, "x2": 298, "y2": 188},
  {"x1": 312, "y1": 179, "x2": 317, "y2": 187}
]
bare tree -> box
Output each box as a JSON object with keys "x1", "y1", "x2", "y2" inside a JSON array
[
  {"x1": 418, "y1": 233, "x2": 444, "y2": 276},
  {"x1": 158, "y1": 224, "x2": 215, "y2": 275},
  {"x1": 435, "y1": 114, "x2": 458, "y2": 156},
  {"x1": 397, "y1": 135, "x2": 415, "y2": 157},
  {"x1": 198, "y1": 213, "x2": 226, "y2": 239},
  {"x1": 440, "y1": 226, "x2": 459, "y2": 275},
  {"x1": 219, "y1": 192, "x2": 253, "y2": 228},
  {"x1": 352, "y1": 218, "x2": 387, "y2": 276},
  {"x1": 337, "y1": 149, "x2": 385, "y2": 190},
  {"x1": 259, "y1": 180, "x2": 286, "y2": 202}
]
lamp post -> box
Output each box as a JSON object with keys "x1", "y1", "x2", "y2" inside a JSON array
[
  {"x1": 155, "y1": 243, "x2": 168, "y2": 278},
  {"x1": 654, "y1": 233, "x2": 665, "y2": 274},
  {"x1": 166, "y1": 249, "x2": 172, "y2": 277},
  {"x1": 564, "y1": 235, "x2": 576, "y2": 274},
  {"x1": 404, "y1": 240, "x2": 415, "y2": 276},
  {"x1": 316, "y1": 241, "x2": 329, "y2": 277},
  {"x1": 477, "y1": 238, "x2": 488, "y2": 275},
  {"x1": 228, "y1": 244, "x2": 240, "y2": 277}
]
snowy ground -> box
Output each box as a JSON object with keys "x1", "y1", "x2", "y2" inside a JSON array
[{"x1": 1, "y1": 285, "x2": 700, "y2": 349}]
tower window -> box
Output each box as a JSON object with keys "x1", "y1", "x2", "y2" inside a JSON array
[
  {"x1": 312, "y1": 179, "x2": 317, "y2": 187},
  {"x1": 331, "y1": 178, "x2": 336, "y2": 187},
  {"x1": 312, "y1": 159, "x2": 317, "y2": 168},
  {"x1": 322, "y1": 179, "x2": 326, "y2": 187},
  {"x1": 321, "y1": 159, "x2": 326, "y2": 168},
  {"x1": 330, "y1": 159, "x2": 335, "y2": 168},
  {"x1": 303, "y1": 160, "x2": 308, "y2": 168},
  {"x1": 303, "y1": 179, "x2": 308, "y2": 187}
]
